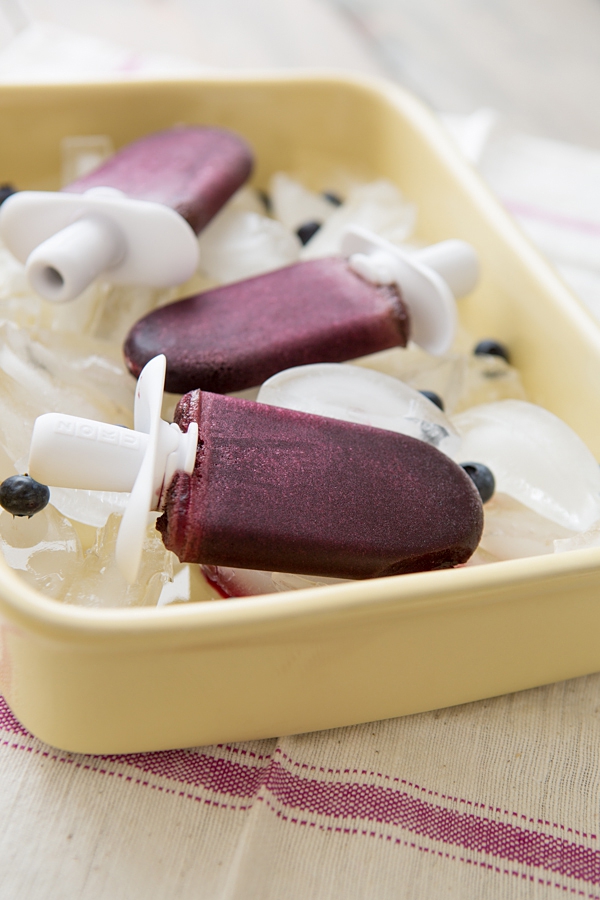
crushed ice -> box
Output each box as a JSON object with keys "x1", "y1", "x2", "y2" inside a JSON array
[{"x1": 0, "y1": 147, "x2": 597, "y2": 605}]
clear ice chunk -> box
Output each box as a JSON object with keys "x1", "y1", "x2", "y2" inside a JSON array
[
  {"x1": 270, "y1": 172, "x2": 336, "y2": 233},
  {"x1": 0, "y1": 235, "x2": 105, "y2": 336},
  {"x1": 300, "y1": 180, "x2": 417, "y2": 259},
  {"x1": 271, "y1": 572, "x2": 348, "y2": 592},
  {"x1": 202, "y1": 565, "x2": 347, "y2": 598},
  {"x1": 198, "y1": 207, "x2": 301, "y2": 284},
  {"x1": 11, "y1": 325, "x2": 135, "y2": 422},
  {"x1": 0, "y1": 364, "x2": 44, "y2": 474},
  {"x1": 202, "y1": 565, "x2": 278, "y2": 597},
  {"x1": 61, "y1": 134, "x2": 114, "y2": 186},
  {"x1": 0, "y1": 321, "x2": 136, "y2": 477},
  {"x1": 452, "y1": 400, "x2": 600, "y2": 531},
  {"x1": 352, "y1": 343, "x2": 467, "y2": 414},
  {"x1": 257, "y1": 363, "x2": 461, "y2": 456},
  {"x1": 478, "y1": 493, "x2": 575, "y2": 561},
  {"x1": 0, "y1": 442, "x2": 16, "y2": 484},
  {"x1": 554, "y1": 522, "x2": 600, "y2": 554},
  {"x1": 157, "y1": 563, "x2": 192, "y2": 606},
  {"x1": 42, "y1": 279, "x2": 107, "y2": 337},
  {"x1": 86, "y1": 281, "x2": 174, "y2": 345},
  {"x1": 49, "y1": 488, "x2": 128, "y2": 528},
  {"x1": 0, "y1": 504, "x2": 83, "y2": 600},
  {"x1": 225, "y1": 186, "x2": 268, "y2": 216},
  {"x1": 454, "y1": 353, "x2": 527, "y2": 412},
  {"x1": 63, "y1": 513, "x2": 174, "y2": 608},
  {"x1": 0, "y1": 239, "x2": 46, "y2": 328},
  {"x1": 0, "y1": 321, "x2": 134, "y2": 424}
]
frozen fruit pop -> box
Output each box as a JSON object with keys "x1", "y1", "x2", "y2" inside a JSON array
[
  {"x1": 18, "y1": 357, "x2": 483, "y2": 583},
  {"x1": 22, "y1": 356, "x2": 483, "y2": 583},
  {"x1": 126, "y1": 254, "x2": 410, "y2": 395},
  {"x1": 158, "y1": 389, "x2": 483, "y2": 579},
  {"x1": 0, "y1": 126, "x2": 253, "y2": 303},
  {"x1": 124, "y1": 226, "x2": 479, "y2": 395}
]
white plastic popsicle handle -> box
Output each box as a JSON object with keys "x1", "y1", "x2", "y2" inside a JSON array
[
  {"x1": 0, "y1": 188, "x2": 200, "y2": 303},
  {"x1": 28, "y1": 355, "x2": 198, "y2": 584},
  {"x1": 341, "y1": 226, "x2": 479, "y2": 355}
]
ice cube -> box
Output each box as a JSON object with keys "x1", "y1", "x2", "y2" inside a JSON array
[
  {"x1": 49, "y1": 488, "x2": 128, "y2": 528},
  {"x1": 60, "y1": 134, "x2": 114, "y2": 186},
  {"x1": 198, "y1": 208, "x2": 301, "y2": 284},
  {"x1": 0, "y1": 322, "x2": 153, "y2": 529},
  {"x1": 85, "y1": 283, "x2": 164, "y2": 344},
  {"x1": 258, "y1": 363, "x2": 461, "y2": 456},
  {"x1": 64, "y1": 513, "x2": 174, "y2": 608},
  {"x1": 0, "y1": 321, "x2": 133, "y2": 423},
  {"x1": 202, "y1": 565, "x2": 278, "y2": 597},
  {"x1": 202, "y1": 565, "x2": 347, "y2": 598},
  {"x1": 31, "y1": 328, "x2": 135, "y2": 418},
  {"x1": 479, "y1": 493, "x2": 575, "y2": 561},
  {"x1": 226, "y1": 186, "x2": 272, "y2": 216},
  {"x1": 452, "y1": 400, "x2": 600, "y2": 531},
  {"x1": 352, "y1": 344, "x2": 467, "y2": 413},
  {"x1": 0, "y1": 323, "x2": 138, "y2": 499},
  {"x1": 0, "y1": 323, "x2": 136, "y2": 476},
  {"x1": 271, "y1": 572, "x2": 348, "y2": 592},
  {"x1": 0, "y1": 363, "x2": 44, "y2": 473},
  {"x1": 462, "y1": 546, "x2": 501, "y2": 566},
  {"x1": 554, "y1": 522, "x2": 600, "y2": 553},
  {"x1": 0, "y1": 443, "x2": 16, "y2": 484},
  {"x1": 454, "y1": 353, "x2": 527, "y2": 412},
  {"x1": 41, "y1": 279, "x2": 106, "y2": 336},
  {"x1": 157, "y1": 563, "x2": 192, "y2": 606},
  {"x1": 300, "y1": 180, "x2": 417, "y2": 259},
  {"x1": 269, "y1": 173, "x2": 336, "y2": 233},
  {"x1": 0, "y1": 504, "x2": 83, "y2": 600},
  {"x1": 0, "y1": 240, "x2": 46, "y2": 328}
]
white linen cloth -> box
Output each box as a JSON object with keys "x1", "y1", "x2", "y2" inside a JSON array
[
  {"x1": 443, "y1": 108, "x2": 600, "y2": 322},
  {"x1": 2, "y1": 678, "x2": 600, "y2": 899}
]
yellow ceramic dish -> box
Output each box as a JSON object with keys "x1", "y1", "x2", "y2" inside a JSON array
[{"x1": 1, "y1": 73, "x2": 599, "y2": 754}]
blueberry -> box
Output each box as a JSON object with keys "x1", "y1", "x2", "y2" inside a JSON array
[
  {"x1": 459, "y1": 462, "x2": 495, "y2": 504},
  {"x1": 474, "y1": 339, "x2": 510, "y2": 364},
  {"x1": 419, "y1": 390, "x2": 444, "y2": 411},
  {"x1": 257, "y1": 189, "x2": 271, "y2": 213},
  {"x1": 322, "y1": 190, "x2": 343, "y2": 207},
  {"x1": 0, "y1": 184, "x2": 16, "y2": 207},
  {"x1": 0, "y1": 474, "x2": 50, "y2": 517},
  {"x1": 296, "y1": 220, "x2": 322, "y2": 245}
]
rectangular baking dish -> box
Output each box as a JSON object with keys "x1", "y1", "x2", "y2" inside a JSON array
[{"x1": 1, "y1": 73, "x2": 600, "y2": 754}]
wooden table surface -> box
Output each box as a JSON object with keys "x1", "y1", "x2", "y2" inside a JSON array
[{"x1": 3, "y1": 0, "x2": 600, "y2": 149}]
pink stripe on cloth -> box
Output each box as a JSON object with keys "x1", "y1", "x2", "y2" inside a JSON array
[
  {"x1": 105, "y1": 747, "x2": 270, "y2": 797},
  {"x1": 0, "y1": 694, "x2": 29, "y2": 737},
  {"x1": 261, "y1": 764, "x2": 600, "y2": 885},
  {"x1": 1, "y1": 696, "x2": 598, "y2": 889},
  {"x1": 503, "y1": 199, "x2": 600, "y2": 237}
]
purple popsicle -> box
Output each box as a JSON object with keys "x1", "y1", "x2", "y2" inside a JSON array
[
  {"x1": 124, "y1": 257, "x2": 410, "y2": 394},
  {"x1": 0, "y1": 126, "x2": 255, "y2": 304},
  {"x1": 64, "y1": 125, "x2": 254, "y2": 234},
  {"x1": 157, "y1": 390, "x2": 483, "y2": 579}
]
